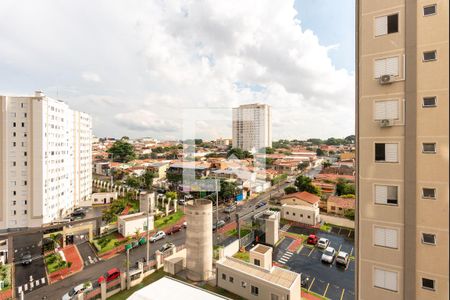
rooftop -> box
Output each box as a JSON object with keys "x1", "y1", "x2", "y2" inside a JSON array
[
  {"x1": 251, "y1": 244, "x2": 272, "y2": 254},
  {"x1": 217, "y1": 257, "x2": 299, "y2": 290},
  {"x1": 327, "y1": 196, "x2": 355, "y2": 209},
  {"x1": 281, "y1": 191, "x2": 320, "y2": 204}
]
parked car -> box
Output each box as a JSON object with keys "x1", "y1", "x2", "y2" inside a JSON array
[
  {"x1": 336, "y1": 251, "x2": 349, "y2": 266},
  {"x1": 317, "y1": 238, "x2": 330, "y2": 249},
  {"x1": 70, "y1": 210, "x2": 85, "y2": 220},
  {"x1": 21, "y1": 252, "x2": 32, "y2": 265},
  {"x1": 182, "y1": 221, "x2": 187, "y2": 228},
  {"x1": 212, "y1": 220, "x2": 226, "y2": 231},
  {"x1": 224, "y1": 205, "x2": 236, "y2": 213},
  {"x1": 159, "y1": 242, "x2": 175, "y2": 253},
  {"x1": 156, "y1": 189, "x2": 166, "y2": 194},
  {"x1": 166, "y1": 225, "x2": 182, "y2": 235},
  {"x1": 307, "y1": 234, "x2": 319, "y2": 245},
  {"x1": 255, "y1": 201, "x2": 267, "y2": 209},
  {"x1": 149, "y1": 231, "x2": 166, "y2": 243},
  {"x1": 177, "y1": 199, "x2": 186, "y2": 205},
  {"x1": 97, "y1": 268, "x2": 121, "y2": 284},
  {"x1": 62, "y1": 282, "x2": 93, "y2": 300},
  {"x1": 224, "y1": 215, "x2": 231, "y2": 222},
  {"x1": 321, "y1": 247, "x2": 336, "y2": 264},
  {"x1": 300, "y1": 274, "x2": 310, "y2": 288}
]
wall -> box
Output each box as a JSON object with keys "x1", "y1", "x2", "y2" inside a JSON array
[{"x1": 281, "y1": 205, "x2": 319, "y2": 226}]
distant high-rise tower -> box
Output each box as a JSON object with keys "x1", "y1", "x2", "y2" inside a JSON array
[
  {"x1": 0, "y1": 91, "x2": 92, "y2": 229},
  {"x1": 357, "y1": 0, "x2": 449, "y2": 299},
  {"x1": 185, "y1": 199, "x2": 213, "y2": 281},
  {"x1": 232, "y1": 103, "x2": 272, "y2": 152}
]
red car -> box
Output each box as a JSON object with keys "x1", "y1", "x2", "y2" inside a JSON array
[
  {"x1": 307, "y1": 234, "x2": 319, "y2": 245},
  {"x1": 166, "y1": 225, "x2": 182, "y2": 235},
  {"x1": 97, "y1": 268, "x2": 121, "y2": 284}
]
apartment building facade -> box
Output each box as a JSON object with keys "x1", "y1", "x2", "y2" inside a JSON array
[
  {"x1": 232, "y1": 103, "x2": 272, "y2": 152},
  {"x1": 0, "y1": 91, "x2": 92, "y2": 229},
  {"x1": 357, "y1": 1, "x2": 449, "y2": 299}
]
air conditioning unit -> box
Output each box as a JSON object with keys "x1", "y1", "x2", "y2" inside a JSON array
[
  {"x1": 379, "y1": 74, "x2": 393, "y2": 85},
  {"x1": 379, "y1": 119, "x2": 394, "y2": 127}
]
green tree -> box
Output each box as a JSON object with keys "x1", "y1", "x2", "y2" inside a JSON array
[
  {"x1": 297, "y1": 161, "x2": 309, "y2": 171},
  {"x1": 294, "y1": 175, "x2": 321, "y2": 196},
  {"x1": 336, "y1": 179, "x2": 356, "y2": 196},
  {"x1": 344, "y1": 135, "x2": 355, "y2": 144},
  {"x1": 307, "y1": 138, "x2": 323, "y2": 145},
  {"x1": 258, "y1": 147, "x2": 275, "y2": 154},
  {"x1": 126, "y1": 176, "x2": 141, "y2": 189},
  {"x1": 220, "y1": 181, "x2": 238, "y2": 201},
  {"x1": 284, "y1": 186, "x2": 297, "y2": 194},
  {"x1": 316, "y1": 148, "x2": 325, "y2": 156},
  {"x1": 107, "y1": 139, "x2": 136, "y2": 162},
  {"x1": 227, "y1": 148, "x2": 253, "y2": 159},
  {"x1": 141, "y1": 170, "x2": 155, "y2": 190},
  {"x1": 344, "y1": 209, "x2": 355, "y2": 220},
  {"x1": 165, "y1": 191, "x2": 177, "y2": 201},
  {"x1": 322, "y1": 160, "x2": 332, "y2": 168}
]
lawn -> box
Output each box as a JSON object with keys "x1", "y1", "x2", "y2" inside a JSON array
[
  {"x1": 320, "y1": 223, "x2": 332, "y2": 232},
  {"x1": 44, "y1": 252, "x2": 66, "y2": 274},
  {"x1": 92, "y1": 232, "x2": 127, "y2": 254},
  {"x1": 225, "y1": 228, "x2": 251, "y2": 237},
  {"x1": 0, "y1": 264, "x2": 11, "y2": 290},
  {"x1": 154, "y1": 210, "x2": 184, "y2": 229},
  {"x1": 233, "y1": 251, "x2": 250, "y2": 262}
]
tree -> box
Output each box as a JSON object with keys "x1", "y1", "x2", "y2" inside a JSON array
[
  {"x1": 344, "y1": 209, "x2": 355, "y2": 220},
  {"x1": 258, "y1": 147, "x2": 275, "y2": 154},
  {"x1": 294, "y1": 175, "x2": 321, "y2": 196},
  {"x1": 165, "y1": 191, "x2": 177, "y2": 201},
  {"x1": 126, "y1": 176, "x2": 141, "y2": 189},
  {"x1": 107, "y1": 139, "x2": 136, "y2": 162},
  {"x1": 219, "y1": 181, "x2": 238, "y2": 201},
  {"x1": 307, "y1": 138, "x2": 323, "y2": 145},
  {"x1": 316, "y1": 148, "x2": 325, "y2": 156},
  {"x1": 297, "y1": 161, "x2": 309, "y2": 171},
  {"x1": 141, "y1": 170, "x2": 155, "y2": 190},
  {"x1": 336, "y1": 179, "x2": 355, "y2": 196},
  {"x1": 344, "y1": 135, "x2": 355, "y2": 144},
  {"x1": 322, "y1": 160, "x2": 332, "y2": 168},
  {"x1": 227, "y1": 148, "x2": 252, "y2": 159},
  {"x1": 284, "y1": 186, "x2": 297, "y2": 194}
]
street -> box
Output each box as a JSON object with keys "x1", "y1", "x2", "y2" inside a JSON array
[{"x1": 26, "y1": 230, "x2": 186, "y2": 300}]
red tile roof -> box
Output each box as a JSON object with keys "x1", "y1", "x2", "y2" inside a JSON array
[
  {"x1": 327, "y1": 196, "x2": 355, "y2": 209},
  {"x1": 282, "y1": 191, "x2": 320, "y2": 204}
]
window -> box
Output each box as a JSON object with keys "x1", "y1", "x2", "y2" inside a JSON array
[
  {"x1": 374, "y1": 57, "x2": 400, "y2": 78},
  {"x1": 422, "y1": 188, "x2": 436, "y2": 199},
  {"x1": 241, "y1": 281, "x2": 247, "y2": 288},
  {"x1": 251, "y1": 285, "x2": 259, "y2": 296},
  {"x1": 422, "y1": 278, "x2": 435, "y2": 291},
  {"x1": 374, "y1": 227, "x2": 398, "y2": 248},
  {"x1": 422, "y1": 233, "x2": 436, "y2": 245},
  {"x1": 374, "y1": 14, "x2": 399, "y2": 36},
  {"x1": 23, "y1": 210, "x2": 27, "y2": 215},
  {"x1": 374, "y1": 100, "x2": 399, "y2": 120},
  {"x1": 374, "y1": 268, "x2": 398, "y2": 291},
  {"x1": 254, "y1": 259, "x2": 260, "y2": 266},
  {"x1": 222, "y1": 273, "x2": 226, "y2": 280},
  {"x1": 423, "y1": 50, "x2": 437, "y2": 61},
  {"x1": 13, "y1": 122, "x2": 16, "y2": 127},
  {"x1": 423, "y1": 5, "x2": 437, "y2": 16},
  {"x1": 292, "y1": 213, "x2": 296, "y2": 216},
  {"x1": 422, "y1": 143, "x2": 436, "y2": 153},
  {"x1": 286, "y1": 211, "x2": 289, "y2": 215},
  {"x1": 375, "y1": 143, "x2": 398, "y2": 162},
  {"x1": 375, "y1": 185, "x2": 398, "y2": 205},
  {"x1": 423, "y1": 97, "x2": 437, "y2": 107},
  {"x1": 229, "y1": 276, "x2": 234, "y2": 283},
  {"x1": 21, "y1": 122, "x2": 25, "y2": 127}
]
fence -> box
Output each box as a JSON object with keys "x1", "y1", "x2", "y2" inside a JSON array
[
  {"x1": 84, "y1": 286, "x2": 101, "y2": 300},
  {"x1": 240, "y1": 231, "x2": 255, "y2": 248}
]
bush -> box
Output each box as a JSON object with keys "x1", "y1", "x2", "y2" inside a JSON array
[
  {"x1": 46, "y1": 254, "x2": 57, "y2": 264},
  {"x1": 344, "y1": 209, "x2": 355, "y2": 220}
]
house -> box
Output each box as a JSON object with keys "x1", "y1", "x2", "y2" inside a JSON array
[
  {"x1": 118, "y1": 212, "x2": 154, "y2": 237},
  {"x1": 216, "y1": 244, "x2": 301, "y2": 300},
  {"x1": 281, "y1": 204, "x2": 320, "y2": 225},
  {"x1": 92, "y1": 192, "x2": 118, "y2": 205},
  {"x1": 339, "y1": 152, "x2": 355, "y2": 161},
  {"x1": 327, "y1": 196, "x2": 355, "y2": 215},
  {"x1": 280, "y1": 191, "x2": 320, "y2": 208},
  {"x1": 146, "y1": 161, "x2": 170, "y2": 180}
]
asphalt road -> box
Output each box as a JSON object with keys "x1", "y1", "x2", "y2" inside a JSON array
[{"x1": 26, "y1": 230, "x2": 186, "y2": 300}]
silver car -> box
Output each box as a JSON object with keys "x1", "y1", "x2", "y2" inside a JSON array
[
  {"x1": 62, "y1": 283, "x2": 92, "y2": 300},
  {"x1": 336, "y1": 251, "x2": 349, "y2": 266},
  {"x1": 317, "y1": 238, "x2": 330, "y2": 249},
  {"x1": 321, "y1": 247, "x2": 336, "y2": 264}
]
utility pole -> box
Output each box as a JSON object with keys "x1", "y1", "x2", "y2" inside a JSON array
[
  {"x1": 126, "y1": 248, "x2": 130, "y2": 290},
  {"x1": 146, "y1": 191, "x2": 151, "y2": 266}
]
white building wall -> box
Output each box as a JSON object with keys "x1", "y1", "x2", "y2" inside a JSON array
[
  {"x1": 281, "y1": 205, "x2": 320, "y2": 225},
  {"x1": 0, "y1": 92, "x2": 92, "y2": 229}
]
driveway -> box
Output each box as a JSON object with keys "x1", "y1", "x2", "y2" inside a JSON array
[{"x1": 77, "y1": 242, "x2": 100, "y2": 268}]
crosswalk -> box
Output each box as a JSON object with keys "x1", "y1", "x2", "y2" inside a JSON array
[
  {"x1": 84, "y1": 255, "x2": 99, "y2": 266},
  {"x1": 280, "y1": 224, "x2": 291, "y2": 232},
  {"x1": 278, "y1": 250, "x2": 294, "y2": 264},
  {"x1": 17, "y1": 276, "x2": 46, "y2": 294}
]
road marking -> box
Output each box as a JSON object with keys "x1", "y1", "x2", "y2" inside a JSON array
[
  {"x1": 35, "y1": 280, "x2": 40, "y2": 286},
  {"x1": 18, "y1": 286, "x2": 22, "y2": 293},
  {"x1": 338, "y1": 227, "x2": 342, "y2": 235},
  {"x1": 340, "y1": 288, "x2": 346, "y2": 300},
  {"x1": 308, "y1": 277, "x2": 315, "y2": 291},
  {"x1": 323, "y1": 283, "x2": 330, "y2": 297},
  {"x1": 349, "y1": 247, "x2": 354, "y2": 256},
  {"x1": 308, "y1": 247, "x2": 315, "y2": 257},
  {"x1": 41, "y1": 278, "x2": 45, "y2": 284},
  {"x1": 348, "y1": 230, "x2": 352, "y2": 237},
  {"x1": 337, "y1": 244, "x2": 342, "y2": 252},
  {"x1": 23, "y1": 284, "x2": 28, "y2": 291}
]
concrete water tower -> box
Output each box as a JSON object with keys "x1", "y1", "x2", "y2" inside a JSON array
[{"x1": 185, "y1": 199, "x2": 213, "y2": 281}]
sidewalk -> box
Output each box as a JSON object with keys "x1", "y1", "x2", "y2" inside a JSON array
[
  {"x1": 0, "y1": 289, "x2": 12, "y2": 300},
  {"x1": 48, "y1": 245, "x2": 84, "y2": 284},
  {"x1": 320, "y1": 214, "x2": 354, "y2": 229}
]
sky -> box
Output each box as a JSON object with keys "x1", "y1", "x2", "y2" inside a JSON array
[{"x1": 0, "y1": 0, "x2": 355, "y2": 141}]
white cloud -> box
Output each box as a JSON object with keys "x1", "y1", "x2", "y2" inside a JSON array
[
  {"x1": 81, "y1": 72, "x2": 102, "y2": 83},
  {"x1": 0, "y1": 0, "x2": 354, "y2": 140}
]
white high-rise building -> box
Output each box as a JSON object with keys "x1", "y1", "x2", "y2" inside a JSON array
[
  {"x1": 232, "y1": 103, "x2": 272, "y2": 152},
  {"x1": 0, "y1": 91, "x2": 92, "y2": 229}
]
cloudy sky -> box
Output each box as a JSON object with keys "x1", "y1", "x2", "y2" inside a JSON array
[{"x1": 0, "y1": 0, "x2": 355, "y2": 141}]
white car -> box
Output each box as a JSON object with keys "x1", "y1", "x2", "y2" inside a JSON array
[
  {"x1": 317, "y1": 238, "x2": 330, "y2": 249},
  {"x1": 62, "y1": 283, "x2": 92, "y2": 300},
  {"x1": 321, "y1": 247, "x2": 336, "y2": 264},
  {"x1": 336, "y1": 251, "x2": 349, "y2": 266},
  {"x1": 149, "y1": 231, "x2": 166, "y2": 243}
]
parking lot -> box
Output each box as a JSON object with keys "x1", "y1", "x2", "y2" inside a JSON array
[
  {"x1": 275, "y1": 226, "x2": 355, "y2": 300},
  {"x1": 77, "y1": 242, "x2": 100, "y2": 268}
]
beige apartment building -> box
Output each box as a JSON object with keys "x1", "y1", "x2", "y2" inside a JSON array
[{"x1": 357, "y1": 1, "x2": 449, "y2": 299}]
